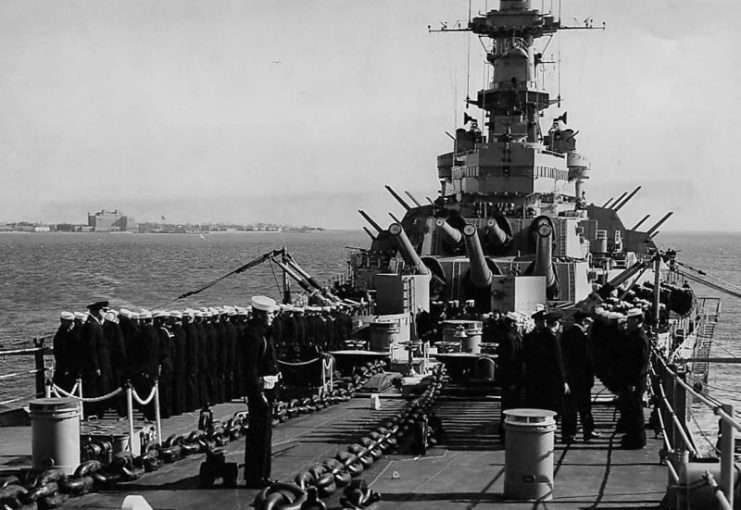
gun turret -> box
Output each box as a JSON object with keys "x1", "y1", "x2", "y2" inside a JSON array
[
  {"x1": 484, "y1": 218, "x2": 510, "y2": 246},
  {"x1": 530, "y1": 217, "x2": 559, "y2": 299},
  {"x1": 462, "y1": 224, "x2": 492, "y2": 288},
  {"x1": 388, "y1": 223, "x2": 430, "y2": 278},
  {"x1": 435, "y1": 218, "x2": 462, "y2": 244}
]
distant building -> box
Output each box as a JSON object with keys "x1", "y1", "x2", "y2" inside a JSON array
[{"x1": 87, "y1": 210, "x2": 137, "y2": 232}]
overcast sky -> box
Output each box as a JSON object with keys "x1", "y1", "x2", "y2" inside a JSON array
[{"x1": 1, "y1": 0, "x2": 739, "y2": 231}]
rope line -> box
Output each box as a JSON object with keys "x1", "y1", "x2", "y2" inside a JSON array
[
  {"x1": 51, "y1": 384, "x2": 123, "y2": 403},
  {"x1": 131, "y1": 385, "x2": 158, "y2": 406}
]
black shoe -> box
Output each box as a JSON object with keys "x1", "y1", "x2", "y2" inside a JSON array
[
  {"x1": 562, "y1": 435, "x2": 576, "y2": 445},
  {"x1": 584, "y1": 431, "x2": 602, "y2": 442}
]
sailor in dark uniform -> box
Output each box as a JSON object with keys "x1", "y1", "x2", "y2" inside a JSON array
[
  {"x1": 81, "y1": 301, "x2": 109, "y2": 417},
  {"x1": 618, "y1": 308, "x2": 649, "y2": 449},
  {"x1": 223, "y1": 308, "x2": 238, "y2": 401},
  {"x1": 496, "y1": 311, "x2": 525, "y2": 437},
  {"x1": 243, "y1": 295, "x2": 281, "y2": 488},
  {"x1": 135, "y1": 310, "x2": 161, "y2": 420},
  {"x1": 560, "y1": 311, "x2": 600, "y2": 443},
  {"x1": 52, "y1": 312, "x2": 76, "y2": 391},
  {"x1": 523, "y1": 310, "x2": 567, "y2": 416},
  {"x1": 182, "y1": 310, "x2": 200, "y2": 411},
  {"x1": 103, "y1": 310, "x2": 127, "y2": 416},
  {"x1": 195, "y1": 311, "x2": 210, "y2": 407},
  {"x1": 154, "y1": 311, "x2": 175, "y2": 419},
  {"x1": 169, "y1": 311, "x2": 187, "y2": 415}
]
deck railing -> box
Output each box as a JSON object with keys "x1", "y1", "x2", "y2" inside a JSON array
[
  {"x1": 651, "y1": 347, "x2": 739, "y2": 509},
  {"x1": 0, "y1": 336, "x2": 52, "y2": 407}
]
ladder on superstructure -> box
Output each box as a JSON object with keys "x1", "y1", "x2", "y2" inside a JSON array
[{"x1": 690, "y1": 297, "x2": 721, "y2": 384}]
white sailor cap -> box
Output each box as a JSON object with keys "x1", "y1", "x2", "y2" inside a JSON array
[
  {"x1": 131, "y1": 312, "x2": 141, "y2": 320},
  {"x1": 193, "y1": 310, "x2": 203, "y2": 318},
  {"x1": 119, "y1": 308, "x2": 133, "y2": 319},
  {"x1": 181, "y1": 309, "x2": 194, "y2": 318},
  {"x1": 73, "y1": 311, "x2": 87, "y2": 320},
  {"x1": 139, "y1": 310, "x2": 153, "y2": 320},
  {"x1": 152, "y1": 310, "x2": 168, "y2": 319},
  {"x1": 626, "y1": 308, "x2": 643, "y2": 319},
  {"x1": 169, "y1": 311, "x2": 182, "y2": 319},
  {"x1": 251, "y1": 295, "x2": 277, "y2": 313},
  {"x1": 104, "y1": 311, "x2": 117, "y2": 322},
  {"x1": 505, "y1": 311, "x2": 519, "y2": 322},
  {"x1": 60, "y1": 311, "x2": 74, "y2": 321}
]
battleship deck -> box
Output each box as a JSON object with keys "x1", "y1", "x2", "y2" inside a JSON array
[{"x1": 0, "y1": 393, "x2": 666, "y2": 509}]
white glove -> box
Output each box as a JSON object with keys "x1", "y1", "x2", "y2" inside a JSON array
[{"x1": 262, "y1": 375, "x2": 279, "y2": 389}]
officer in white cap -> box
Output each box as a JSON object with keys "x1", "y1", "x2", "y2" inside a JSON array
[{"x1": 243, "y1": 295, "x2": 280, "y2": 488}]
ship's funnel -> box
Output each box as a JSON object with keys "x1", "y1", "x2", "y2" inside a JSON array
[
  {"x1": 435, "y1": 218, "x2": 462, "y2": 244},
  {"x1": 485, "y1": 219, "x2": 510, "y2": 246},
  {"x1": 529, "y1": 217, "x2": 559, "y2": 299},
  {"x1": 389, "y1": 223, "x2": 430, "y2": 278},
  {"x1": 463, "y1": 224, "x2": 493, "y2": 288}
]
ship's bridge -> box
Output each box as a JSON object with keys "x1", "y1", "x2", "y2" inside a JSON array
[{"x1": 440, "y1": 140, "x2": 575, "y2": 201}]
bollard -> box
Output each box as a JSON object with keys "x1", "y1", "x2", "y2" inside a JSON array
[{"x1": 503, "y1": 408, "x2": 556, "y2": 501}]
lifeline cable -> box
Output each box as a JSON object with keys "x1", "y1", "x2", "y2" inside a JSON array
[
  {"x1": 153, "y1": 248, "x2": 286, "y2": 308},
  {"x1": 673, "y1": 269, "x2": 741, "y2": 301}
]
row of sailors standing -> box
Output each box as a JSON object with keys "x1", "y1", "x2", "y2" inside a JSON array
[
  {"x1": 494, "y1": 306, "x2": 650, "y2": 450},
  {"x1": 51, "y1": 300, "x2": 355, "y2": 420}
]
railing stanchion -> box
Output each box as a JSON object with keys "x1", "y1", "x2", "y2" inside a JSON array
[
  {"x1": 720, "y1": 404, "x2": 734, "y2": 509},
  {"x1": 126, "y1": 384, "x2": 135, "y2": 455},
  {"x1": 77, "y1": 377, "x2": 84, "y2": 420},
  {"x1": 45, "y1": 379, "x2": 52, "y2": 398},
  {"x1": 154, "y1": 379, "x2": 162, "y2": 446},
  {"x1": 33, "y1": 338, "x2": 46, "y2": 398},
  {"x1": 665, "y1": 364, "x2": 676, "y2": 449},
  {"x1": 674, "y1": 368, "x2": 689, "y2": 452}
]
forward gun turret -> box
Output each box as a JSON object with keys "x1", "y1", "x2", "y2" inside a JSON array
[
  {"x1": 435, "y1": 218, "x2": 463, "y2": 244},
  {"x1": 463, "y1": 224, "x2": 493, "y2": 288},
  {"x1": 484, "y1": 218, "x2": 510, "y2": 247},
  {"x1": 388, "y1": 223, "x2": 430, "y2": 278},
  {"x1": 529, "y1": 216, "x2": 559, "y2": 299}
]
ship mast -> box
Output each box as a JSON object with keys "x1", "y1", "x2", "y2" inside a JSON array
[{"x1": 431, "y1": 0, "x2": 602, "y2": 211}]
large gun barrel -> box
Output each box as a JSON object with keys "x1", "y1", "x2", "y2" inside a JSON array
[
  {"x1": 613, "y1": 186, "x2": 641, "y2": 212},
  {"x1": 388, "y1": 223, "x2": 430, "y2": 277},
  {"x1": 385, "y1": 185, "x2": 411, "y2": 211},
  {"x1": 435, "y1": 218, "x2": 462, "y2": 244},
  {"x1": 485, "y1": 218, "x2": 510, "y2": 245},
  {"x1": 462, "y1": 224, "x2": 492, "y2": 288},
  {"x1": 646, "y1": 211, "x2": 674, "y2": 236},
  {"x1": 358, "y1": 210, "x2": 383, "y2": 233},
  {"x1": 531, "y1": 217, "x2": 558, "y2": 298}
]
